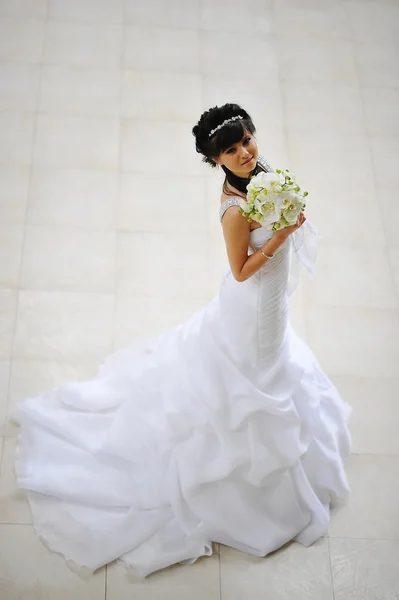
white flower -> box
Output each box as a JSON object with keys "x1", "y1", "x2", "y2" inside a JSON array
[
  {"x1": 282, "y1": 193, "x2": 303, "y2": 224},
  {"x1": 238, "y1": 199, "x2": 251, "y2": 214},
  {"x1": 243, "y1": 167, "x2": 308, "y2": 230},
  {"x1": 259, "y1": 197, "x2": 281, "y2": 225}
]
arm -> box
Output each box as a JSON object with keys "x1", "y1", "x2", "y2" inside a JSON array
[{"x1": 222, "y1": 208, "x2": 306, "y2": 283}]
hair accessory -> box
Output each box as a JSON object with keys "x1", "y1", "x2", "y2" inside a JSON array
[{"x1": 209, "y1": 115, "x2": 243, "y2": 138}]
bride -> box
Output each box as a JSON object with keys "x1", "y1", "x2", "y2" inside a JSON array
[{"x1": 15, "y1": 103, "x2": 351, "y2": 578}]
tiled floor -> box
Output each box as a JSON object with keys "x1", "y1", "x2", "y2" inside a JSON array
[{"x1": 0, "y1": 0, "x2": 399, "y2": 598}]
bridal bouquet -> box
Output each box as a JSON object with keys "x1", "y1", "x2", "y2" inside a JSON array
[{"x1": 238, "y1": 169, "x2": 308, "y2": 232}]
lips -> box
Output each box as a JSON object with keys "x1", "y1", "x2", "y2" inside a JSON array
[{"x1": 242, "y1": 156, "x2": 253, "y2": 166}]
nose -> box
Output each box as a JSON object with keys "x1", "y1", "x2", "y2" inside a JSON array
[{"x1": 240, "y1": 149, "x2": 251, "y2": 163}]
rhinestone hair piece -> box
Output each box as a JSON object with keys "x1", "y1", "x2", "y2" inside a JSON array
[{"x1": 208, "y1": 115, "x2": 243, "y2": 138}]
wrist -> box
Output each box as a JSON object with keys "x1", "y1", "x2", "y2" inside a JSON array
[
  {"x1": 266, "y1": 233, "x2": 286, "y2": 254},
  {"x1": 272, "y1": 229, "x2": 288, "y2": 243}
]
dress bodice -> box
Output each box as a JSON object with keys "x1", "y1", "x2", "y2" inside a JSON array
[{"x1": 249, "y1": 226, "x2": 274, "y2": 248}]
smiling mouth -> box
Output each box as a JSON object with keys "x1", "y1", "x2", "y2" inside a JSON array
[{"x1": 242, "y1": 157, "x2": 253, "y2": 166}]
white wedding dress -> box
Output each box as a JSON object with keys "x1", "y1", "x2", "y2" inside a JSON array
[{"x1": 15, "y1": 157, "x2": 351, "y2": 578}]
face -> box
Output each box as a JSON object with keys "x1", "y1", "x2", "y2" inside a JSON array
[{"x1": 213, "y1": 129, "x2": 259, "y2": 177}]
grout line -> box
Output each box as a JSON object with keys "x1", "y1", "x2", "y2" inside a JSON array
[
  {"x1": 327, "y1": 537, "x2": 336, "y2": 600},
  {"x1": 0, "y1": 358, "x2": 11, "y2": 441},
  {"x1": 197, "y1": 23, "x2": 213, "y2": 285},
  {"x1": 6, "y1": 6, "x2": 49, "y2": 431},
  {"x1": 110, "y1": 5, "x2": 126, "y2": 353},
  {"x1": 219, "y1": 543, "x2": 223, "y2": 600},
  {"x1": 0, "y1": 436, "x2": 4, "y2": 475},
  {"x1": 328, "y1": 535, "x2": 399, "y2": 542},
  {"x1": 105, "y1": 564, "x2": 108, "y2": 600}
]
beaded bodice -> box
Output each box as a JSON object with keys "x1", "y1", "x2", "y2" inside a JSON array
[{"x1": 219, "y1": 155, "x2": 273, "y2": 223}]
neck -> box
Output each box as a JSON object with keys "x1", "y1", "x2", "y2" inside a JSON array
[
  {"x1": 223, "y1": 166, "x2": 255, "y2": 180},
  {"x1": 222, "y1": 164, "x2": 260, "y2": 195}
]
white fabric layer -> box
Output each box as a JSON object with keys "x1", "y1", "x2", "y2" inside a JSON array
[{"x1": 15, "y1": 226, "x2": 351, "y2": 578}]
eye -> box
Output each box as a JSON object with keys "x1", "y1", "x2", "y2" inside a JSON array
[
  {"x1": 226, "y1": 147, "x2": 235, "y2": 154},
  {"x1": 243, "y1": 137, "x2": 251, "y2": 145}
]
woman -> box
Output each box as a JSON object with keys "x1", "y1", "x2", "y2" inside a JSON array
[{"x1": 15, "y1": 103, "x2": 351, "y2": 579}]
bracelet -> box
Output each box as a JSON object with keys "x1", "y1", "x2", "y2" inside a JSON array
[{"x1": 261, "y1": 250, "x2": 274, "y2": 260}]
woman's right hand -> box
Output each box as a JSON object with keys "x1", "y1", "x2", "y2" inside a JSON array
[{"x1": 273, "y1": 211, "x2": 306, "y2": 243}]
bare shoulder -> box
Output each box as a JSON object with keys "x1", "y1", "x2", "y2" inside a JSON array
[{"x1": 221, "y1": 203, "x2": 250, "y2": 242}]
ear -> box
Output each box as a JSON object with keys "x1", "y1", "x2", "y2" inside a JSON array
[{"x1": 213, "y1": 156, "x2": 222, "y2": 165}]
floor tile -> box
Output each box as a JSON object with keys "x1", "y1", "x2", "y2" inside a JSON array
[
  {"x1": 255, "y1": 130, "x2": 290, "y2": 168},
  {"x1": 121, "y1": 70, "x2": 201, "y2": 121},
  {"x1": 379, "y1": 189, "x2": 399, "y2": 247},
  {"x1": 305, "y1": 306, "x2": 399, "y2": 378},
  {"x1": 370, "y1": 136, "x2": 399, "y2": 188},
  {"x1": 201, "y1": 0, "x2": 274, "y2": 34},
  {"x1": 0, "y1": 224, "x2": 24, "y2": 288},
  {"x1": 124, "y1": 26, "x2": 200, "y2": 72},
  {"x1": 14, "y1": 290, "x2": 114, "y2": 362},
  {"x1": 20, "y1": 226, "x2": 115, "y2": 293},
  {"x1": 0, "y1": 360, "x2": 10, "y2": 437},
  {"x1": 331, "y1": 376, "x2": 399, "y2": 454},
  {"x1": 118, "y1": 172, "x2": 207, "y2": 233},
  {"x1": 0, "y1": 0, "x2": 47, "y2": 18},
  {"x1": 0, "y1": 437, "x2": 32, "y2": 524},
  {"x1": 33, "y1": 115, "x2": 120, "y2": 170},
  {"x1": 0, "y1": 524, "x2": 106, "y2": 600},
  {"x1": 0, "y1": 64, "x2": 41, "y2": 111},
  {"x1": 287, "y1": 132, "x2": 374, "y2": 190},
  {"x1": 329, "y1": 454, "x2": 399, "y2": 540},
  {"x1": 220, "y1": 539, "x2": 333, "y2": 600},
  {"x1": 0, "y1": 17, "x2": 45, "y2": 62},
  {"x1": 39, "y1": 65, "x2": 121, "y2": 117},
  {"x1": 0, "y1": 113, "x2": 36, "y2": 166},
  {"x1": 330, "y1": 538, "x2": 399, "y2": 600},
  {"x1": 304, "y1": 185, "x2": 385, "y2": 245},
  {"x1": 124, "y1": 0, "x2": 200, "y2": 29},
  {"x1": 276, "y1": 37, "x2": 357, "y2": 84},
  {"x1": 206, "y1": 234, "x2": 230, "y2": 297},
  {"x1": 304, "y1": 241, "x2": 396, "y2": 310},
  {"x1": 362, "y1": 87, "x2": 399, "y2": 136},
  {"x1": 49, "y1": 0, "x2": 123, "y2": 24},
  {"x1": 0, "y1": 289, "x2": 17, "y2": 360},
  {"x1": 116, "y1": 232, "x2": 210, "y2": 300},
  {"x1": 106, "y1": 551, "x2": 220, "y2": 599},
  {"x1": 388, "y1": 245, "x2": 399, "y2": 305},
  {"x1": 345, "y1": 0, "x2": 399, "y2": 43},
  {"x1": 275, "y1": 0, "x2": 349, "y2": 39},
  {"x1": 205, "y1": 172, "x2": 226, "y2": 238},
  {"x1": 282, "y1": 82, "x2": 365, "y2": 135},
  {"x1": 44, "y1": 21, "x2": 122, "y2": 68},
  {"x1": 201, "y1": 31, "x2": 278, "y2": 78},
  {"x1": 27, "y1": 168, "x2": 118, "y2": 230},
  {"x1": 121, "y1": 119, "x2": 202, "y2": 175},
  {"x1": 0, "y1": 166, "x2": 30, "y2": 224},
  {"x1": 353, "y1": 41, "x2": 399, "y2": 88},
  {"x1": 202, "y1": 74, "x2": 285, "y2": 134}
]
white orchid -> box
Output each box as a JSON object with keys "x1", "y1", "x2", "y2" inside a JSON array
[
  {"x1": 239, "y1": 168, "x2": 308, "y2": 231},
  {"x1": 261, "y1": 197, "x2": 282, "y2": 227}
]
